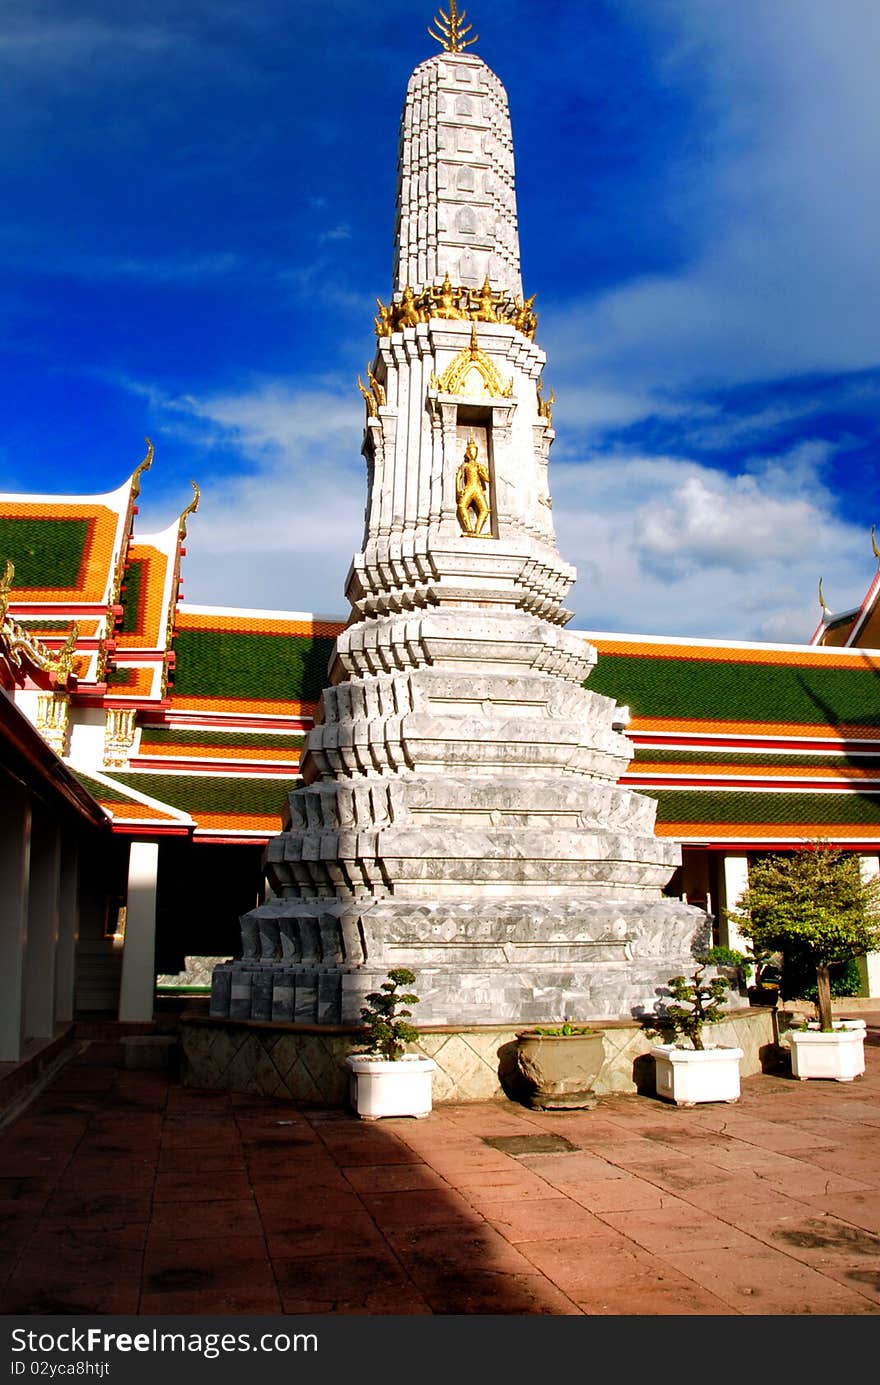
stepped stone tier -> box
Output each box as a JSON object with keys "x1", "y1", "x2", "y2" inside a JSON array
[{"x1": 211, "y1": 19, "x2": 705, "y2": 1027}]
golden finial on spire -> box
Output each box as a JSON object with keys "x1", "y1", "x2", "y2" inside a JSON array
[
  {"x1": 872, "y1": 524, "x2": 880, "y2": 568},
  {"x1": 429, "y1": 2, "x2": 478, "y2": 53}
]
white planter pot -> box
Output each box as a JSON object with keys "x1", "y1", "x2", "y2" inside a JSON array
[
  {"x1": 805, "y1": 1018, "x2": 866, "y2": 1032},
  {"x1": 345, "y1": 1053, "x2": 437, "y2": 1120},
  {"x1": 651, "y1": 1044, "x2": 744, "y2": 1107},
  {"x1": 786, "y1": 1026, "x2": 866, "y2": 1082}
]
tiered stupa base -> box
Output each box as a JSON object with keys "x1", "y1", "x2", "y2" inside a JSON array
[
  {"x1": 210, "y1": 607, "x2": 707, "y2": 1027},
  {"x1": 210, "y1": 893, "x2": 707, "y2": 1025}
]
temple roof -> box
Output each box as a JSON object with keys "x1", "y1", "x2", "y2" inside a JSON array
[
  {"x1": 71, "y1": 768, "x2": 193, "y2": 833},
  {"x1": 812, "y1": 569, "x2": 880, "y2": 651},
  {"x1": 105, "y1": 769, "x2": 296, "y2": 837},
  {"x1": 0, "y1": 475, "x2": 135, "y2": 607},
  {"x1": 168, "y1": 606, "x2": 342, "y2": 721},
  {"x1": 0, "y1": 452, "x2": 198, "y2": 704},
  {"x1": 5, "y1": 446, "x2": 880, "y2": 853},
  {"x1": 586, "y1": 631, "x2": 880, "y2": 845}
]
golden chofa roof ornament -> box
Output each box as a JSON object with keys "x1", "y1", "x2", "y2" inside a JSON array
[
  {"x1": 178, "y1": 479, "x2": 201, "y2": 540},
  {"x1": 131, "y1": 437, "x2": 154, "y2": 500},
  {"x1": 0, "y1": 559, "x2": 79, "y2": 686},
  {"x1": 429, "y1": 2, "x2": 478, "y2": 53}
]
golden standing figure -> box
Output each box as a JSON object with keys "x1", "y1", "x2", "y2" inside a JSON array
[
  {"x1": 397, "y1": 285, "x2": 423, "y2": 327},
  {"x1": 536, "y1": 381, "x2": 555, "y2": 425},
  {"x1": 470, "y1": 275, "x2": 500, "y2": 322},
  {"x1": 456, "y1": 435, "x2": 491, "y2": 536},
  {"x1": 374, "y1": 297, "x2": 394, "y2": 336},
  {"x1": 432, "y1": 273, "x2": 468, "y2": 320}
]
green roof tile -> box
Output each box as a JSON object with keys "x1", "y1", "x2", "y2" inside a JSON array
[
  {"x1": 111, "y1": 772, "x2": 297, "y2": 816},
  {"x1": 0, "y1": 517, "x2": 89, "y2": 588},
  {"x1": 139, "y1": 726, "x2": 305, "y2": 751},
  {"x1": 643, "y1": 788, "x2": 880, "y2": 826},
  {"x1": 72, "y1": 771, "x2": 146, "y2": 809},
  {"x1": 588, "y1": 653, "x2": 880, "y2": 727},
  {"x1": 118, "y1": 557, "x2": 145, "y2": 634},
  {"x1": 170, "y1": 627, "x2": 335, "y2": 702}
]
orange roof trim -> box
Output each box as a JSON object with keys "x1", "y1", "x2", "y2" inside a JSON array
[
  {"x1": 169, "y1": 695, "x2": 317, "y2": 716},
  {"x1": 175, "y1": 608, "x2": 344, "y2": 640},
  {"x1": 658, "y1": 821, "x2": 880, "y2": 841},
  {"x1": 592, "y1": 638, "x2": 879, "y2": 670},
  {"x1": 630, "y1": 717, "x2": 880, "y2": 740}
]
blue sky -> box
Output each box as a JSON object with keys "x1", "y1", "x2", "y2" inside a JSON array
[{"x1": 1, "y1": 0, "x2": 878, "y2": 640}]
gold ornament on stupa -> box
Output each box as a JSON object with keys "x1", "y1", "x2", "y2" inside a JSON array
[{"x1": 428, "y1": 2, "x2": 478, "y2": 53}]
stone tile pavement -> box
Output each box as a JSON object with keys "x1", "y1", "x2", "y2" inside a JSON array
[{"x1": 1, "y1": 1017, "x2": 879, "y2": 1316}]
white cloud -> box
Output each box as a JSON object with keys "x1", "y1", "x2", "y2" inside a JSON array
[
  {"x1": 553, "y1": 443, "x2": 873, "y2": 642},
  {"x1": 131, "y1": 375, "x2": 875, "y2": 644},
  {"x1": 135, "y1": 380, "x2": 365, "y2": 615}
]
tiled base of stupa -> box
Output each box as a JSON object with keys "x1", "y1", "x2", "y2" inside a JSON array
[
  {"x1": 210, "y1": 894, "x2": 707, "y2": 1026},
  {"x1": 185, "y1": 1007, "x2": 774, "y2": 1104}
]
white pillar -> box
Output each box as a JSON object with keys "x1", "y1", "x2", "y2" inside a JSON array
[
  {"x1": 0, "y1": 778, "x2": 31, "y2": 1062},
  {"x1": 719, "y1": 854, "x2": 750, "y2": 952},
  {"x1": 118, "y1": 840, "x2": 159, "y2": 1022},
  {"x1": 23, "y1": 808, "x2": 61, "y2": 1043},
  {"x1": 858, "y1": 855, "x2": 880, "y2": 998},
  {"x1": 54, "y1": 837, "x2": 79, "y2": 1024}
]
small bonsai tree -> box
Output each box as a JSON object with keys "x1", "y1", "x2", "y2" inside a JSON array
[
  {"x1": 359, "y1": 967, "x2": 420, "y2": 1060},
  {"x1": 702, "y1": 942, "x2": 781, "y2": 996},
  {"x1": 656, "y1": 961, "x2": 732, "y2": 1050},
  {"x1": 742, "y1": 941, "x2": 781, "y2": 992},
  {"x1": 701, "y1": 944, "x2": 749, "y2": 992},
  {"x1": 727, "y1": 842, "x2": 880, "y2": 1033}
]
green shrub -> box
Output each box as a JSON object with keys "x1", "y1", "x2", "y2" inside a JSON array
[{"x1": 781, "y1": 953, "x2": 862, "y2": 1002}]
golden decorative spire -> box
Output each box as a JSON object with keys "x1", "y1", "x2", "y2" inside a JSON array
[
  {"x1": 428, "y1": 2, "x2": 478, "y2": 53},
  {"x1": 179, "y1": 480, "x2": 200, "y2": 539},
  {"x1": 818, "y1": 577, "x2": 828, "y2": 614},
  {"x1": 872, "y1": 524, "x2": 880, "y2": 568},
  {"x1": 131, "y1": 437, "x2": 154, "y2": 500}
]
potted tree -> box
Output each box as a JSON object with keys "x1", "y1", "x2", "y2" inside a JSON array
[
  {"x1": 743, "y1": 943, "x2": 782, "y2": 1007},
  {"x1": 513, "y1": 1020, "x2": 606, "y2": 1110},
  {"x1": 727, "y1": 842, "x2": 880, "y2": 1082},
  {"x1": 345, "y1": 967, "x2": 437, "y2": 1119},
  {"x1": 650, "y1": 959, "x2": 744, "y2": 1106}
]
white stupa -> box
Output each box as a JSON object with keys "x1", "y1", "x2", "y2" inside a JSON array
[{"x1": 212, "y1": 5, "x2": 704, "y2": 1026}]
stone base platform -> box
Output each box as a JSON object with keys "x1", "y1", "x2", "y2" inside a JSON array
[{"x1": 180, "y1": 1007, "x2": 777, "y2": 1107}]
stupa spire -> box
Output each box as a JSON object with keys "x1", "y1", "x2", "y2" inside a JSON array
[
  {"x1": 428, "y1": 2, "x2": 479, "y2": 53},
  {"x1": 394, "y1": 12, "x2": 521, "y2": 297}
]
